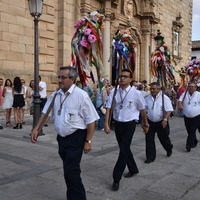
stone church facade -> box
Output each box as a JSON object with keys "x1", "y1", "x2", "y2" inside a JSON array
[{"x1": 0, "y1": 0, "x2": 193, "y2": 92}]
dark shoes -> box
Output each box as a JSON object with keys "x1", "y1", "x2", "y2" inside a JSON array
[
  {"x1": 167, "y1": 149, "x2": 172, "y2": 157},
  {"x1": 144, "y1": 159, "x2": 154, "y2": 164},
  {"x1": 124, "y1": 172, "x2": 139, "y2": 178},
  {"x1": 112, "y1": 182, "x2": 119, "y2": 191},
  {"x1": 186, "y1": 146, "x2": 191, "y2": 152},
  {"x1": 44, "y1": 124, "x2": 48, "y2": 127},
  {"x1": 0, "y1": 125, "x2": 3, "y2": 129}
]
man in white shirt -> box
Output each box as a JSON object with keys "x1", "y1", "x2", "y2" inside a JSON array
[
  {"x1": 178, "y1": 82, "x2": 200, "y2": 152},
  {"x1": 145, "y1": 82, "x2": 173, "y2": 163},
  {"x1": 39, "y1": 75, "x2": 47, "y2": 111},
  {"x1": 31, "y1": 66, "x2": 99, "y2": 200},
  {"x1": 104, "y1": 69, "x2": 149, "y2": 191}
]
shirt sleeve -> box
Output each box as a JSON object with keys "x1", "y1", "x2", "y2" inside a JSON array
[{"x1": 81, "y1": 95, "x2": 99, "y2": 124}]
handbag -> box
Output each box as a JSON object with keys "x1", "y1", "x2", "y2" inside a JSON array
[{"x1": 100, "y1": 104, "x2": 106, "y2": 115}]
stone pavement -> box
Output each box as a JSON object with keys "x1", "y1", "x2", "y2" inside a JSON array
[{"x1": 0, "y1": 115, "x2": 200, "y2": 200}]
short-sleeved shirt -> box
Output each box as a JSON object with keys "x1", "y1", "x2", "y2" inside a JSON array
[
  {"x1": 145, "y1": 92, "x2": 173, "y2": 122},
  {"x1": 179, "y1": 91, "x2": 200, "y2": 118},
  {"x1": 106, "y1": 85, "x2": 146, "y2": 122},
  {"x1": 42, "y1": 84, "x2": 99, "y2": 137},
  {"x1": 39, "y1": 81, "x2": 47, "y2": 98}
]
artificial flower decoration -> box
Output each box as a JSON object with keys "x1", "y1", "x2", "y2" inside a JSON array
[
  {"x1": 112, "y1": 28, "x2": 137, "y2": 81},
  {"x1": 150, "y1": 40, "x2": 176, "y2": 88},
  {"x1": 182, "y1": 59, "x2": 200, "y2": 81},
  {"x1": 71, "y1": 10, "x2": 105, "y2": 86}
]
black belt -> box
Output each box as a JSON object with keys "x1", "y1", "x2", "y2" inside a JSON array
[
  {"x1": 115, "y1": 120, "x2": 135, "y2": 124},
  {"x1": 40, "y1": 97, "x2": 47, "y2": 99}
]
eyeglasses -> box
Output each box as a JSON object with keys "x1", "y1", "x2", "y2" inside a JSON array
[
  {"x1": 119, "y1": 75, "x2": 130, "y2": 79},
  {"x1": 56, "y1": 76, "x2": 72, "y2": 80},
  {"x1": 21, "y1": 82, "x2": 25, "y2": 84}
]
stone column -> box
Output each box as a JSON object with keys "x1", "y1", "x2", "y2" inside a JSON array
[
  {"x1": 102, "y1": 0, "x2": 112, "y2": 81},
  {"x1": 140, "y1": 28, "x2": 151, "y2": 82}
]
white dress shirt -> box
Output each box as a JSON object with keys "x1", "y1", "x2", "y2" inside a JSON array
[
  {"x1": 106, "y1": 85, "x2": 146, "y2": 122},
  {"x1": 145, "y1": 92, "x2": 173, "y2": 122},
  {"x1": 179, "y1": 91, "x2": 200, "y2": 118},
  {"x1": 42, "y1": 84, "x2": 99, "y2": 137}
]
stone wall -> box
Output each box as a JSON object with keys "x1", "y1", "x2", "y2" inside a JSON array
[{"x1": 0, "y1": 0, "x2": 193, "y2": 92}]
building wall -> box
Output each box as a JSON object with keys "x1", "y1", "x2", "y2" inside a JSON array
[{"x1": 0, "y1": 0, "x2": 193, "y2": 93}]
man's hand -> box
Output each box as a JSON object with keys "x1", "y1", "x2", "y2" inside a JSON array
[
  {"x1": 162, "y1": 120, "x2": 167, "y2": 129},
  {"x1": 141, "y1": 124, "x2": 149, "y2": 134},
  {"x1": 104, "y1": 123, "x2": 110, "y2": 134},
  {"x1": 31, "y1": 128, "x2": 39, "y2": 143},
  {"x1": 84, "y1": 142, "x2": 92, "y2": 153}
]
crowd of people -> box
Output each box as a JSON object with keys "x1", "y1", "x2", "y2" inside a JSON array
[
  {"x1": 0, "y1": 76, "x2": 47, "y2": 129},
  {"x1": 1, "y1": 68, "x2": 200, "y2": 199}
]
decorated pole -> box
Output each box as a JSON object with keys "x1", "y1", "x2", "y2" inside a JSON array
[
  {"x1": 108, "y1": 28, "x2": 137, "y2": 125},
  {"x1": 71, "y1": 10, "x2": 105, "y2": 86},
  {"x1": 151, "y1": 30, "x2": 176, "y2": 117}
]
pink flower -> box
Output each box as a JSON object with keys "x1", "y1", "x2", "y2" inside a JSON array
[
  {"x1": 88, "y1": 34, "x2": 97, "y2": 43},
  {"x1": 84, "y1": 28, "x2": 92, "y2": 35},
  {"x1": 80, "y1": 39, "x2": 88, "y2": 48}
]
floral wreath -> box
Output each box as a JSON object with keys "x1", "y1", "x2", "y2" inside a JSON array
[
  {"x1": 71, "y1": 10, "x2": 105, "y2": 86},
  {"x1": 112, "y1": 28, "x2": 137, "y2": 81}
]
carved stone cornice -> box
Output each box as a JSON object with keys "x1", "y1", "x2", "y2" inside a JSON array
[{"x1": 137, "y1": 12, "x2": 160, "y2": 24}]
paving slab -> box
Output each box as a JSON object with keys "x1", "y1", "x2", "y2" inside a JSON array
[{"x1": 0, "y1": 115, "x2": 200, "y2": 200}]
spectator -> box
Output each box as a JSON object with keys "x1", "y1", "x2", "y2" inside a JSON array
[
  {"x1": 12, "y1": 77, "x2": 25, "y2": 129},
  {"x1": 21, "y1": 79, "x2": 29, "y2": 124},
  {"x1": 39, "y1": 75, "x2": 47, "y2": 112},
  {"x1": 2, "y1": 79, "x2": 13, "y2": 127},
  {"x1": 0, "y1": 78, "x2": 4, "y2": 129},
  {"x1": 96, "y1": 79, "x2": 108, "y2": 130}
]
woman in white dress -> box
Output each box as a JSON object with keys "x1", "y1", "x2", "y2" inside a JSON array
[{"x1": 2, "y1": 79, "x2": 13, "y2": 126}]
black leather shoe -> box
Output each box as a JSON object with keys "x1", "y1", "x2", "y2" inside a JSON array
[
  {"x1": 186, "y1": 146, "x2": 191, "y2": 152},
  {"x1": 112, "y1": 182, "x2": 119, "y2": 191},
  {"x1": 144, "y1": 159, "x2": 154, "y2": 164},
  {"x1": 167, "y1": 149, "x2": 172, "y2": 157},
  {"x1": 124, "y1": 172, "x2": 139, "y2": 178},
  {"x1": 0, "y1": 126, "x2": 3, "y2": 129}
]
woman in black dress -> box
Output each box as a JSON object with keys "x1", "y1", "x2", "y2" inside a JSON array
[{"x1": 12, "y1": 77, "x2": 25, "y2": 129}]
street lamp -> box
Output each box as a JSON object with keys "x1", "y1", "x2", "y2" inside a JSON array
[
  {"x1": 154, "y1": 29, "x2": 164, "y2": 48},
  {"x1": 28, "y1": 0, "x2": 43, "y2": 129}
]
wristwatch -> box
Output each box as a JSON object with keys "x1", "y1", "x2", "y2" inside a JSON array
[{"x1": 85, "y1": 139, "x2": 92, "y2": 144}]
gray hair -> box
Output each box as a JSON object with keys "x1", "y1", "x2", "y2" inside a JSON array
[{"x1": 60, "y1": 66, "x2": 78, "y2": 79}]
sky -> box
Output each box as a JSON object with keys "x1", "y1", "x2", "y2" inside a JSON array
[{"x1": 192, "y1": 0, "x2": 200, "y2": 41}]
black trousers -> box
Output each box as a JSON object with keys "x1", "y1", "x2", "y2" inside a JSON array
[
  {"x1": 145, "y1": 120, "x2": 173, "y2": 161},
  {"x1": 57, "y1": 129, "x2": 87, "y2": 200},
  {"x1": 113, "y1": 120, "x2": 139, "y2": 183},
  {"x1": 40, "y1": 98, "x2": 47, "y2": 111},
  {"x1": 184, "y1": 114, "x2": 200, "y2": 148}
]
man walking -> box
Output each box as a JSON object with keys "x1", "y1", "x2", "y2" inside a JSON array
[
  {"x1": 178, "y1": 82, "x2": 200, "y2": 152},
  {"x1": 31, "y1": 66, "x2": 99, "y2": 200},
  {"x1": 144, "y1": 82, "x2": 173, "y2": 163},
  {"x1": 104, "y1": 69, "x2": 149, "y2": 191}
]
